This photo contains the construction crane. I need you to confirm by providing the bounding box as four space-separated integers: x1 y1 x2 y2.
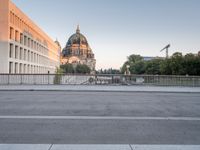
160 44 170 58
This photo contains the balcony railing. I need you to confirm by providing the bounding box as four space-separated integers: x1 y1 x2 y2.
0 74 200 87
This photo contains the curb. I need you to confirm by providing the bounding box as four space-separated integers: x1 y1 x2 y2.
0 89 200 93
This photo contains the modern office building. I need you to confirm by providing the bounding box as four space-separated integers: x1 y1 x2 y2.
0 0 61 74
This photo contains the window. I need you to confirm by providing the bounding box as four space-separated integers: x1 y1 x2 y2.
15 30 19 42
9 62 13 74
31 40 33 49
34 53 36 63
15 63 18 74
31 52 33 62
19 63 23 74
24 64 26 73
28 38 30 47
9 44 13 58
28 50 30 61
24 49 27 61
20 48 23 60
24 36 27 46
34 41 36 50
15 46 18 59
20 33 23 44
27 65 30 74
10 27 14 40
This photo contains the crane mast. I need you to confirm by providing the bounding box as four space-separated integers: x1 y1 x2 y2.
160 44 170 58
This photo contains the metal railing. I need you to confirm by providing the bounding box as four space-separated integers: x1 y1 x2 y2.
0 74 200 87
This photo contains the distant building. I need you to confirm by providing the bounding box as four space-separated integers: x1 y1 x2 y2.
61 26 96 73
0 0 61 74
198 51 200 56
143 56 163 61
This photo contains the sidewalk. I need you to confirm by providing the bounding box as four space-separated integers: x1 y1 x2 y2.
0 144 200 150
0 85 200 93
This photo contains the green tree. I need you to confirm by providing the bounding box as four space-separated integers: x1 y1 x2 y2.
184 53 198 75
122 52 200 76
145 59 163 75
60 64 74 74
127 54 143 64
129 61 146 74
160 58 172 75
76 64 91 74
121 55 143 74
54 67 64 84
121 61 129 74
170 52 185 75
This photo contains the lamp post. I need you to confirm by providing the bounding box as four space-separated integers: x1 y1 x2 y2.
125 65 130 75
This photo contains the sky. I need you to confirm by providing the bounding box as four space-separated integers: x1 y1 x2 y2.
12 0 200 69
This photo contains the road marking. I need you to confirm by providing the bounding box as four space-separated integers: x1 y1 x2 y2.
0 116 200 121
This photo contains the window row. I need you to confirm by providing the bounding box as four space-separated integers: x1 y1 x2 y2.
9 43 50 65
9 62 50 74
10 27 48 55
10 11 35 38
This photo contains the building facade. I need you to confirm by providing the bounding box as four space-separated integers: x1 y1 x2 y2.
0 0 61 74
61 26 96 73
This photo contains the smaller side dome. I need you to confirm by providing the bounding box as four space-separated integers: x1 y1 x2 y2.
55 39 61 48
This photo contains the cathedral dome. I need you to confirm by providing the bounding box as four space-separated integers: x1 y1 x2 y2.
61 25 96 72
66 25 88 46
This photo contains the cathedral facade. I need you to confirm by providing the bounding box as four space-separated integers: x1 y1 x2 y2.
61 26 96 73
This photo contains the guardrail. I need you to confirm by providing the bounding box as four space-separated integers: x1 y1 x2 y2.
0 74 200 87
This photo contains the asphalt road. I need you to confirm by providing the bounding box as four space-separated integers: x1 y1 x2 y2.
0 91 200 144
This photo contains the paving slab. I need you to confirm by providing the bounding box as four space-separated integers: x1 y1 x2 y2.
51 144 131 150
0 144 51 150
132 145 200 150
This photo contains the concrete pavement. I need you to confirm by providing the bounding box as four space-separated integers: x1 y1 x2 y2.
0 91 200 144
0 91 200 117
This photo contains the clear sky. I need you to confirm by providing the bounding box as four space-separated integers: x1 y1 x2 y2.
12 0 200 69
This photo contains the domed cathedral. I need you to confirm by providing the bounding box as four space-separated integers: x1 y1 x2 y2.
61 25 96 73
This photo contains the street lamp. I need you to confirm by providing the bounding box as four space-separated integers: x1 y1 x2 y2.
125 65 130 75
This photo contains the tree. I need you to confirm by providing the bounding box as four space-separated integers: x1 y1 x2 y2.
129 61 146 74
184 53 198 75
54 67 64 84
60 64 74 74
121 61 129 74
127 54 143 64
160 58 172 75
145 59 163 75
121 52 200 76
121 54 144 74
170 52 185 75
76 64 91 74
